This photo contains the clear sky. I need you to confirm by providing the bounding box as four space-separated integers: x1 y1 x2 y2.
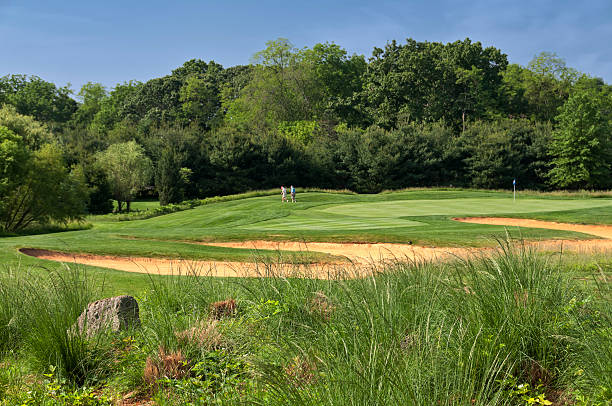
1 0 610 93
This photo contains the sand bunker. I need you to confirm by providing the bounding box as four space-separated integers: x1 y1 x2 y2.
19 218 612 277
19 244 473 278
18 248 367 279
455 217 612 239
203 240 476 263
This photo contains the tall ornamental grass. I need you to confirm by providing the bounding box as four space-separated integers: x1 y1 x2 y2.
240 242 610 405
0 264 110 385
3 240 607 404
0 267 26 354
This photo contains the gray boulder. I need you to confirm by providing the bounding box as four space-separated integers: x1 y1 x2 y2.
75 295 140 337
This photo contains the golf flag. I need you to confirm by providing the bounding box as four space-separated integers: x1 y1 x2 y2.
513 179 516 185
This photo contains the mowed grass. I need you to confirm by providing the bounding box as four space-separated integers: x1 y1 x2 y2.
0 189 611 279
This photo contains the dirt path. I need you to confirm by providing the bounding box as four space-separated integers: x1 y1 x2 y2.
19 218 612 277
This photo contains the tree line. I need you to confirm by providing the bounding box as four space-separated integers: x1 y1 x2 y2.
1 38 611 231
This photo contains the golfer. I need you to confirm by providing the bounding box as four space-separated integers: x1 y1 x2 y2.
281 185 287 202
290 185 296 202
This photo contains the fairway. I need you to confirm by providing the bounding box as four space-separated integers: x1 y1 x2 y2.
2 190 612 278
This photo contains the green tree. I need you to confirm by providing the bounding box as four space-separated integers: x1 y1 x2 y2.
72 82 107 127
358 38 507 129
81 164 114 214
460 119 552 189
226 39 365 131
95 141 153 212
502 53 580 122
0 126 29 215
0 105 52 149
0 140 87 232
179 69 224 129
299 42 366 123
90 81 142 134
226 38 306 128
0 74 77 123
335 123 457 192
156 145 184 205
548 89 612 189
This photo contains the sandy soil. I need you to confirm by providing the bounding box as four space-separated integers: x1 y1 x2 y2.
19 218 612 277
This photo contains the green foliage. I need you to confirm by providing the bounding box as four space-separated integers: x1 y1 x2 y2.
153 350 250 404
156 146 184 206
3 36 612 208
151 127 202 204
90 81 142 134
0 126 28 202
176 60 225 130
17 366 113 405
277 120 318 144
548 88 612 189
95 141 153 211
0 74 77 124
359 38 508 129
72 82 107 128
0 140 88 232
81 164 114 215
335 123 458 192
503 53 580 122
460 119 552 189
0 104 52 149
227 38 366 131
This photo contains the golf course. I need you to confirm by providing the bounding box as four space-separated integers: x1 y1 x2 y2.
2 194 612 405
1 188 611 290
3 3 612 402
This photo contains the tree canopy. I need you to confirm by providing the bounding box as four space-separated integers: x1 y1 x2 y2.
0 36 610 228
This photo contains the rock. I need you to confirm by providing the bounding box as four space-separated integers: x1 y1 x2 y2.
75 295 140 337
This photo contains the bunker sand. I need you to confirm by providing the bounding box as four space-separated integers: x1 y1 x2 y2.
19 218 612 277
18 248 367 279
18 245 471 279
455 217 612 239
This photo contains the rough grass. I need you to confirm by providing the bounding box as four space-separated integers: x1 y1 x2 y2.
0 244 609 404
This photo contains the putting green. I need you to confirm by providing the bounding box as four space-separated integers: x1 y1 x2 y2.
241 213 425 230
321 198 612 218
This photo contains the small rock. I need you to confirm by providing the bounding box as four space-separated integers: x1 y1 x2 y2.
75 295 140 337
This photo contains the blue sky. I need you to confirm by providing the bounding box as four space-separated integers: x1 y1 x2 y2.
1 0 610 93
